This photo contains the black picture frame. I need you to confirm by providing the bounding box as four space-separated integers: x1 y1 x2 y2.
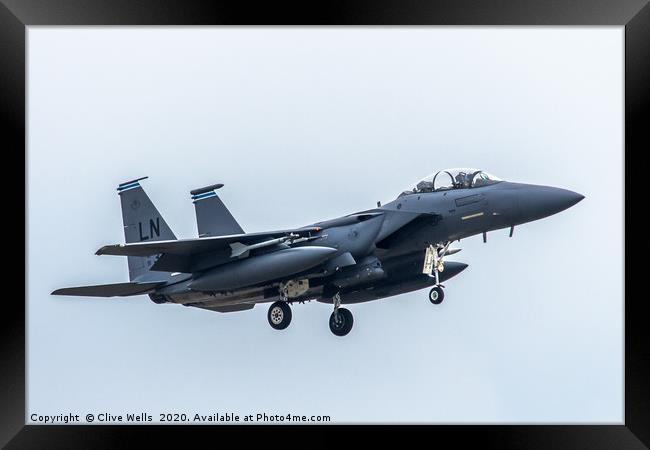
3 1 647 447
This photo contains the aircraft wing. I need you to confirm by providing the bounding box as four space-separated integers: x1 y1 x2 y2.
96 227 322 258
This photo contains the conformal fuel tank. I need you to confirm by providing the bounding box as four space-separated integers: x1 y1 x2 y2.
189 246 338 291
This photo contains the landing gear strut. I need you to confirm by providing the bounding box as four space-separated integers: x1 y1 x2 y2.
424 241 451 305
267 301 292 330
329 292 353 336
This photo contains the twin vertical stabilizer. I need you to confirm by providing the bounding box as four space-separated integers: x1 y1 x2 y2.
190 183 244 237
118 177 176 281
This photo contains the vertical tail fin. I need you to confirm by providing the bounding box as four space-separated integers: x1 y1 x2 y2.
190 183 244 237
118 177 176 281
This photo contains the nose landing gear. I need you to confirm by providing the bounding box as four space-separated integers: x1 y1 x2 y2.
424 242 451 305
428 286 445 304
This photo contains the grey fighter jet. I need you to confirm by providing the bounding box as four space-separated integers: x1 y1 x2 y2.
52 168 583 336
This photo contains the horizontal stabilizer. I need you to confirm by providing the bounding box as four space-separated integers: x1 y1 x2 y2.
51 281 164 297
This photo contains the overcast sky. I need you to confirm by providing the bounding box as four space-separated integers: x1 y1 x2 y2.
27 27 623 423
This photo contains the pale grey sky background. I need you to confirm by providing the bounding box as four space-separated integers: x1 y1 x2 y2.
27 27 623 423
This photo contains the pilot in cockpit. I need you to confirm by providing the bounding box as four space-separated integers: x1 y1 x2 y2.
415 180 434 192
454 171 471 188
399 169 501 198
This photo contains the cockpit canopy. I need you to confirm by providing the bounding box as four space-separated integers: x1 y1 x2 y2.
401 168 502 196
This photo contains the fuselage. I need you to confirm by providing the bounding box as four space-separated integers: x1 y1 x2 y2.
150 179 583 309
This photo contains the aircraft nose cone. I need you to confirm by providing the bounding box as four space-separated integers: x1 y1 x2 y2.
519 185 584 223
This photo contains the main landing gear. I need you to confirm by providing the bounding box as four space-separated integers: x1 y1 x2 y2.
329 292 353 337
267 301 292 330
267 292 354 337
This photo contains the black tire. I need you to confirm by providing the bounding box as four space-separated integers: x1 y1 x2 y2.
148 294 167 304
267 301 292 330
429 286 444 304
329 308 354 336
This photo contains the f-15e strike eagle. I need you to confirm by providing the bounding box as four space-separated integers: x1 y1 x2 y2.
53 169 583 336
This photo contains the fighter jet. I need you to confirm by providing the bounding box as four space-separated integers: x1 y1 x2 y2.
52 168 583 336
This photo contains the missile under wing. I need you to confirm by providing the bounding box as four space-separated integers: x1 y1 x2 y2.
96 227 327 274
